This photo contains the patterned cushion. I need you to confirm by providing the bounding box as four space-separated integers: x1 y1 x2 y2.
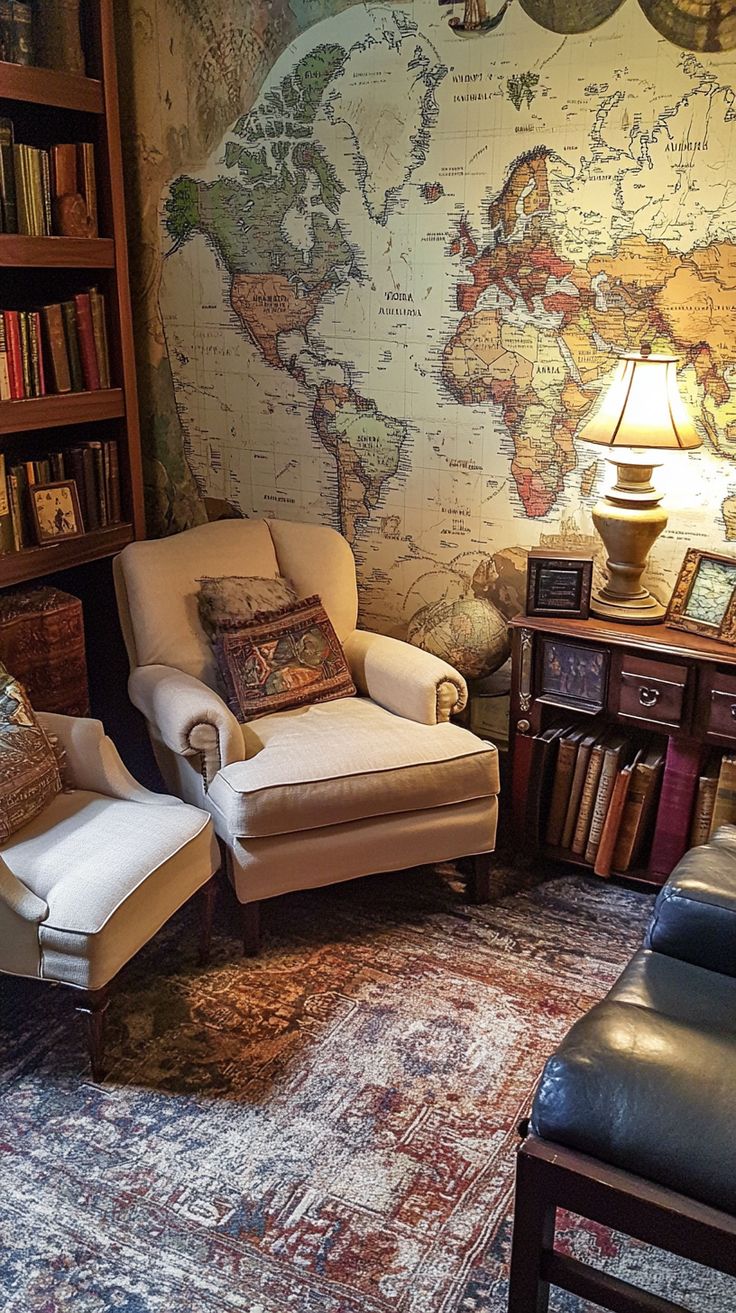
0 663 61 842
197 574 298 639
214 596 356 721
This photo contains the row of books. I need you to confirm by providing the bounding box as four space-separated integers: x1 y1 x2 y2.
532 717 736 881
0 120 97 237
0 288 110 399
0 440 122 552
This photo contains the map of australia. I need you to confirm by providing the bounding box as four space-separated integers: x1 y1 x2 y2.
159 2 736 636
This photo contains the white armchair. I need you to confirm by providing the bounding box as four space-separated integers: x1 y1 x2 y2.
0 713 219 1078
114 518 500 953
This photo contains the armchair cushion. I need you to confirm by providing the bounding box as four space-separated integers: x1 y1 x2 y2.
1 789 217 990
207 695 498 838
0 663 61 842
215 596 356 721
197 573 297 638
645 827 736 978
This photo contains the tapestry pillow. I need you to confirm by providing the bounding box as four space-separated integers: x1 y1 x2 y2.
214 595 356 722
197 574 298 639
0 662 62 843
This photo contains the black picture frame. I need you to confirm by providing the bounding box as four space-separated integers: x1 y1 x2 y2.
537 637 609 713
526 550 593 619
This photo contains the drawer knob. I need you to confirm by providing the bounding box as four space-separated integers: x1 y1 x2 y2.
731 704 736 719
639 686 660 707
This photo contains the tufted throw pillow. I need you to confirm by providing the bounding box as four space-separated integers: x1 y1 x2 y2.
214 595 356 722
0 662 62 842
197 574 298 639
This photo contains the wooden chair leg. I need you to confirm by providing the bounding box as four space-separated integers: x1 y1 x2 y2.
467 852 493 904
240 901 261 957
74 984 111 1082
508 1145 556 1313
197 875 217 966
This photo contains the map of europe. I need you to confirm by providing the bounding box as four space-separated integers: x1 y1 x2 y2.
159 0 736 639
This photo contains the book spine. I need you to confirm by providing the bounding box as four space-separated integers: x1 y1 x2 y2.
4 309 22 398
594 765 633 879
690 770 719 846
12 142 27 234
32 311 45 395
0 451 13 553
26 309 41 396
78 141 98 236
6 468 25 548
29 147 44 237
709 755 736 838
42 303 72 394
17 308 32 396
545 735 580 847
585 747 620 864
49 450 66 481
0 311 11 400
61 300 84 391
572 745 605 855
81 445 98 529
561 745 591 849
0 115 16 234
649 740 704 880
105 440 121 522
88 441 108 526
8 462 30 546
74 291 100 390
7 1 33 66
51 142 78 198
89 289 110 388
40 148 52 236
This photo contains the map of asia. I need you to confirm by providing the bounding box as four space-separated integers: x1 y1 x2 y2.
153 0 736 643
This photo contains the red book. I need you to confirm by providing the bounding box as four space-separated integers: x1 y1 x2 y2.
31 311 46 395
73 291 101 390
648 738 705 883
4 311 24 399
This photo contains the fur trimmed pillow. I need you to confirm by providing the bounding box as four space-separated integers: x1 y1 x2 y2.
0 662 62 842
214 595 356 722
197 574 298 639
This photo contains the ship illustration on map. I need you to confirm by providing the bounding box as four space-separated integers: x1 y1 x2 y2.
438 0 511 37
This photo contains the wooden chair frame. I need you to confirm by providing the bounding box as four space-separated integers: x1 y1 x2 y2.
508 1135 736 1313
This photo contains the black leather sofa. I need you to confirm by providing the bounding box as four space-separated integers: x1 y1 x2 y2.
507 829 736 1313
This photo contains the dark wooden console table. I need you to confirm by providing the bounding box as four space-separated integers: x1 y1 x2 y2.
509 613 736 886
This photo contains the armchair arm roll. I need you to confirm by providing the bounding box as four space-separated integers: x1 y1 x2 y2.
128 664 245 786
344 629 467 725
0 855 47 923
645 827 736 979
37 711 181 805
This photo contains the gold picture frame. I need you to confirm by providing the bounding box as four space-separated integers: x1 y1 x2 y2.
665 548 736 644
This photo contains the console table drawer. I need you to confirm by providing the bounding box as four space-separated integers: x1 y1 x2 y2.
706 671 736 744
618 655 688 730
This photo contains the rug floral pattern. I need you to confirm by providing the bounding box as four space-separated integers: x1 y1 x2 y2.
0 867 732 1311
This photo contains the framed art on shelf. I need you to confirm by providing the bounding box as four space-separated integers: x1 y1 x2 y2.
526 550 593 620
537 637 609 713
665 548 736 644
30 480 84 545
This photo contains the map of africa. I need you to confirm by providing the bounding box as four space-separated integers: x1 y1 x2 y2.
156 0 736 637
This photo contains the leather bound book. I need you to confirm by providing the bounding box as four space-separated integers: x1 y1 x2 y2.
572 734 607 856
89 289 109 387
26 309 41 396
6 467 25 547
104 440 121 522
77 142 98 236
708 754 736 838
585 733 629 865
32 311 45 395
0 452 13 554
17 309 32 397
42 302 72 394
0 312 11 400
649 738 706 882
73 291 101 389
560 719 602 850
86 440 108 526
36 0 85 76
690 755 720 847
0 116 17 233
594 757 637 878
545 723 586 847
12 142 28 234
61 299 84 391
51 142 77 198
4 310 23 398
612 743 664 872
526 721 566 844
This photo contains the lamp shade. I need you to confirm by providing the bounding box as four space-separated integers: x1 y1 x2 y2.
579 351 702 451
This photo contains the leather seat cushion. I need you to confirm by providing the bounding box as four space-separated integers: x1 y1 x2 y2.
206 696 500 838
646 828 736 978
531 948 736 1214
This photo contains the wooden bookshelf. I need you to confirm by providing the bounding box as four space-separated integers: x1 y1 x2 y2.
0 1 143 591
0 235 115 267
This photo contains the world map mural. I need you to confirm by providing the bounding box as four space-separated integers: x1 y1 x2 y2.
119 0 736 641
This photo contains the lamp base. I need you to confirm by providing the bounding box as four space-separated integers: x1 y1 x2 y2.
591 458 668 626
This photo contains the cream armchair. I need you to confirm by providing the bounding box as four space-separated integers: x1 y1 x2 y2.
0 713 219 1079
114 519 500 953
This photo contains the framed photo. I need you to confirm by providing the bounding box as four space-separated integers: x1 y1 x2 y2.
30 480 84 545
538 638 608 712
666 548 736 644
526 550 593 620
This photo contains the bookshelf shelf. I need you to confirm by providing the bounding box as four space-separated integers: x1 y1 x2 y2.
0 387 124 434
0 521 133 586
0 61 103 114
0 235 115 268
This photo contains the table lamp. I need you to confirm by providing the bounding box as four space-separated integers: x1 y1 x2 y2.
578 344 702 624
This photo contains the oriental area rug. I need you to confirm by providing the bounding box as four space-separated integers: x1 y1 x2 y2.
0 866 732 1312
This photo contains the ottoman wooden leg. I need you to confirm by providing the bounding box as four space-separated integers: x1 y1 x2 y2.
240 901 261 957
508 1145 555 1312
197 875 217 966
74 984 111 1082
467 852 494 904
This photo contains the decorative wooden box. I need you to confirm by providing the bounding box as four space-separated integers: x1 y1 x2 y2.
0 585 89 715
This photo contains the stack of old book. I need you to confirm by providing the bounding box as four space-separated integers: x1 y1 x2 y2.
0 287 110 399
0 119 97 236
530 717 736 882
0 438 121 552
